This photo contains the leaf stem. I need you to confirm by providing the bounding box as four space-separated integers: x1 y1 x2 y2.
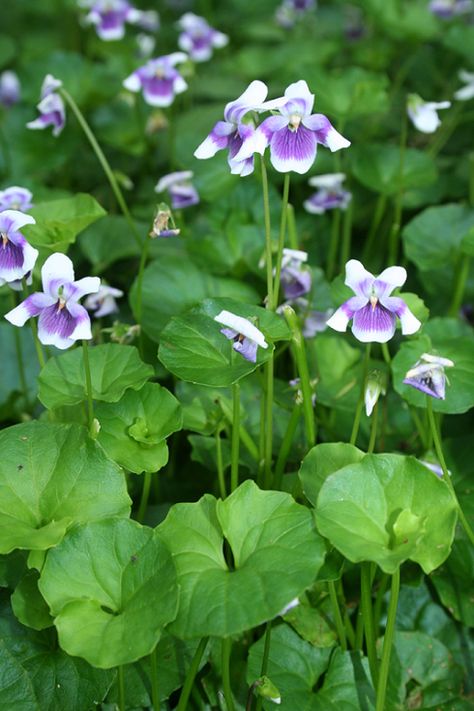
118 665 126 711
273 401 302 490
340 200 353 272
273 173 291 306
134 235 151 356
260 156 274 310
221 638 236 711
137 471 152 523
350 344 371 446
362 194 387 264
449 253 470 317
176 637 209 711
368 401 378 454
361 562 379 688
286 203 299 250
328 580 347 651
82 339 94 435
327 209 342 280
230 382 240 493
11 291 29 408
216 426 227 499
375 568 400 711
263 358 274 488
255 622 272 711
150 645 159 711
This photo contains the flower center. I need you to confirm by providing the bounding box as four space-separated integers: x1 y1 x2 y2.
369 294 378 310
289 113 302 130
155 67 165 79
1 231 8 248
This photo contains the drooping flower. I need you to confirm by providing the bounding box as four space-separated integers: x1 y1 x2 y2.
365 370 386 416
123 53 188 107
0 70 20 107
237 80 350 174
149 204 180 238
428 0 473 18
406 94 451 133
0 210 38 286
26 75 65 137
83 0 156 40
177 13 228 62
0 186 33 212
326 260 421 343
194 80 286 177
214 309 268 363
85 284 123 318
280 248 311 299
155 171 199 209
403 353 454 399
454 69 474 101
5 253 100 349
303 173 352 214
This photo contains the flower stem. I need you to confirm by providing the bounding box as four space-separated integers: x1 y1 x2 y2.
286 203 299 250
221 638 236 711
255 622 272 711
375 568 400 711
118 665 126 711
176 637 209 711
426 397 474 546
328 580 347 651
263 359 274 489
82 340 94 435
59 87 143 250
230 383 240 493
260 156 274 310
340 200 353 272
150 645 159 711
11 292 29 408
273 402 302 490
273 173 291 306
361 562 379 688
388 107 408 265
350 344 372 446
373 572 390 638
137 471 152 523
327 209 342 280
135 236 151 356
368 402 379 454
449 253 470 317
216 426 227 499
362 194 387 264
29 316 45 370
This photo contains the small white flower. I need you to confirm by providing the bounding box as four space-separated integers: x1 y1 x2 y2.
407 94 451 133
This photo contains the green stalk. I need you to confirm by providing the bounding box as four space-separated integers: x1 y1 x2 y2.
219 397 259 461
263 358 274 489
118 666 126 711
134 236 151 355
449 254 470 317
373 572 390 638
375 568 400 711
273 401 302 490
409 406 429 450
82 340 94 435
176 637 209 711
354 604 364 651
286 203 299 249
350 344 372 446
368 402 378 454
361 562 379 688
328 580 347 651
11 291 29 407
426 398 474 546
230 383 240 493
221 638 236 711
255 622 272 711
59 87 143 249
150 645 159 711
137 471 152 523
362 194 387 264
273 173 291 306
260 156 274 310
381 341 391 366
216 426 227 499
326 209 342 280
340 199 353 272
388 107 408 265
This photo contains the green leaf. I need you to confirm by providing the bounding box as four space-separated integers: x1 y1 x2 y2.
0 640 37 711
129 254 260 342
316 453 457 574
38 344 153 410
39 518 179 668
316 67 390 120
431 538 474 627
0 323 39 416
299 443 365 507
23 194 106 253
0 422 131 554
158 480 326 638
159 297 289 387
11 571 53 631
79 214 141 271
351 144 437 196
96 383 182 474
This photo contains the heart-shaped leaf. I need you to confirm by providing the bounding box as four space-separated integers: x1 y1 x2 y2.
351 143 437 196
299 443 365 507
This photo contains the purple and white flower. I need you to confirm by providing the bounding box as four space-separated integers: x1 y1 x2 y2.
326 259 421 343
237 80 350 174
403 353 454 400
85 284 123 318
365 370 386 416
194 80 286 177
83 0 146 40
428 0 473 18
280 248 311 299
407 94 451 133
123 53 188 107
26 75 65 137
5 253 100 350
454 69 474 101
177 13 228 62
0 210 38 286
304 173 352 214
214 309 268 363
0 186 33 213
0 70 20 107
275 0 316 28
155 170 199 209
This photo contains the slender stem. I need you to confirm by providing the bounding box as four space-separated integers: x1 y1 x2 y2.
273 173 291 307
373 572 390 639
230 383 240 493
176 637 209 711
409 406 429 449
216 426 227 499
340 200 353 271
328 580 347 651
219 397 259 461
29 317 45 370
381 342 391 366
263 358 274 488
286 203 299 249
429 102 464 158
260 156 274 310
449 254 470 317
368 402 379 454
427 398 474 546
283 306 316 447
59 87 143 249
350 344 372 446
354 603 364 651
388 107 408 265
375 568 400 711
135 236 151 355
11 292 29 407
255 622 272 711
362 194 387 264
469 152 474 207
137 471 152 523
221 638 236 711
326 209 342 280
150 645 159 711
274 402 302 490
118 666 126 711
344 608 356 649
361 562 379 688
82 340 94 435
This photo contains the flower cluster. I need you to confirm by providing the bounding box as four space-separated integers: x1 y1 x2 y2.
304 173 352 214
123 53 188 107
177 13 228 62
155 171 199 210
27 74 65 137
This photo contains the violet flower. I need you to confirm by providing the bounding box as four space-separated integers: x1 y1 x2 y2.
407 94 451 133
214 309 268 363
326 259 421 343
276 0 316 28
304 173 352 214
0 186 33 212
85 284 123 318
0 70 20 107
428 0 473 18
155 171 199 210
123 53 188 107
0 210 38 286
26 75 65 137
177 13 228 63
454 70 474 101
280 248 311 299
84 0 148 40
403 353 454 400
236 80 350 174
5 253 100 350
194 80 286 177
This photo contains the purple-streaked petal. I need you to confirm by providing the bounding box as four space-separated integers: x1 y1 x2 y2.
351 303 396 343
326 296 368 332
228 154 255 177
302 114 351 151
0 187 34 212
41 253 75 297
37 302 79 349
220 327 238 341
269 124 317 174
381 296 421 335
169 184 199 209
373 266 407 299
403 365 446 399
142 77 177 107
4 292 54 327
280 80 314 118
27 93 66 137
303 188 351 214
234 337 258 362
68 276 101 301
69 303 93 341
234 115 287 162
344 259 375 298
194 121 234 159
281 266 312 299
224 80 269 124
0 209 35 233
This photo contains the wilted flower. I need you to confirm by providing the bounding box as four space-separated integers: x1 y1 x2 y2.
177 13 228 62
83 0 155 40
428 0 473 18
85 284 123 318
155 171 199 209
214 309 268 363
280 248 311 299
289 377 317 406
26 74 65 137
0 70 20 107
303 173 352 214
0 210 38 286
123 53 188 107
194 80 286 177
0 186 33 212
365 370 386 416
149 204 180 238
403 353 454 399
237 80 350 174
5 253 100 349
454 69 474 101
407 94 451 133
326 259 421 343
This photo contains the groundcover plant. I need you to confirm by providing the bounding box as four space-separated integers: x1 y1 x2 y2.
0 0 474 709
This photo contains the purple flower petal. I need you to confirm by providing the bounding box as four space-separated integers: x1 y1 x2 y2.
270 124 317 174
326 296 368 332
381 296 421 335
41 253 76 297
302 114 351 151
37 302 80 350
403 367 446 399
344 260 375 299
194 120 234 159
351 302 396 343
234 337 258 362
224 80 269 124
4 292 55 327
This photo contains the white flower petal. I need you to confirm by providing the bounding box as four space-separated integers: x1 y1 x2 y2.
214 309 268 348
